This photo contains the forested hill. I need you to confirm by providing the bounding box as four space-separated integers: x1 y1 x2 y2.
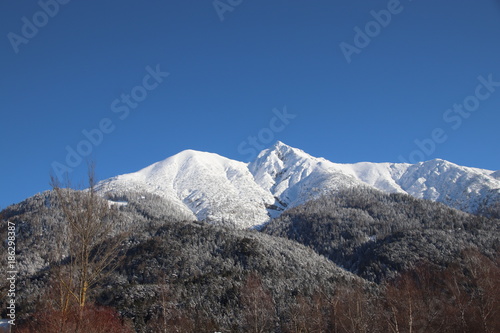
2 186 499 331
263 187 499 282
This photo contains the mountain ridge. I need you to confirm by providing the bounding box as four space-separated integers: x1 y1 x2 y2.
97 141 500 228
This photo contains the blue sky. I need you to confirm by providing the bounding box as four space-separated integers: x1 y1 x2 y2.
1 0 499 208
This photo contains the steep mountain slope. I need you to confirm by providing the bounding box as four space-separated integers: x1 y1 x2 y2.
249 142 500 217
98 150 276 228
2 161 499 331
248 141 367 212
97 142 499 228
347 159 500 213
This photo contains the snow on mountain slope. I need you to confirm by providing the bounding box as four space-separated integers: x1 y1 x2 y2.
329 158 500 214
98 142 499 228
340 159 500 211
343 162 410 193
98 150 275 228
248 142 369 210
394 159 500 213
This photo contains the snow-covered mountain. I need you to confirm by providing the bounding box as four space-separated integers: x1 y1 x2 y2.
98 150 276 228
98 142 500 228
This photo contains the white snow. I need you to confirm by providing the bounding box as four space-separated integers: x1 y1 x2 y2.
107 200 128 207
98 142 500 228
99 150 275 228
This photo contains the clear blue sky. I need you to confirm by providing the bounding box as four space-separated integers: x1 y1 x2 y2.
1 0 499 209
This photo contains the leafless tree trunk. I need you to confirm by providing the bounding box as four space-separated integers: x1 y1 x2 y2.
50 162 126 321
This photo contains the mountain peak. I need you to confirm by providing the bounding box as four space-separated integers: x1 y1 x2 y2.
256 141 309 162
98 143 500 228
272 140 289 149
171 149 228 163
248 142 352 207
267 140 293 155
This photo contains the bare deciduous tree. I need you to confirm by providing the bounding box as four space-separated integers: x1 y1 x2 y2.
240 272 277 333
50 163 126 320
